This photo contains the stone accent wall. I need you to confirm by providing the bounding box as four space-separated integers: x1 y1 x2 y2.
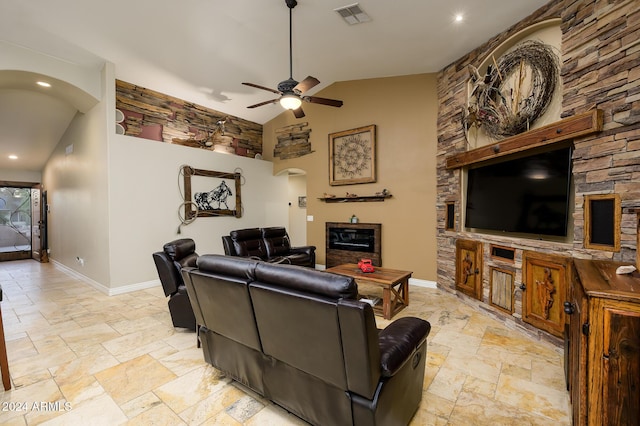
273 122 313 159
115 80 262 158
436 0 640 340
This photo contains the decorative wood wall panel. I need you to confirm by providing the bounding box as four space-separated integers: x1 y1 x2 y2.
115 80 263 158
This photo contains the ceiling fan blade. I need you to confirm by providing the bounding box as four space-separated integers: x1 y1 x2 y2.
304 96 343 108
293 76 320 95
247 98 280 108
293 107 305 119
242 82 281 95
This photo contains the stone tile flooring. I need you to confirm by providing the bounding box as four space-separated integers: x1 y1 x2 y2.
0 260 571 425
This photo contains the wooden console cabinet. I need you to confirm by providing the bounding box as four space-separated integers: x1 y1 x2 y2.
568 259 640 425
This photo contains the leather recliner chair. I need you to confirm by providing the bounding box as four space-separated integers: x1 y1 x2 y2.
152 238 197 330
221 227 316 267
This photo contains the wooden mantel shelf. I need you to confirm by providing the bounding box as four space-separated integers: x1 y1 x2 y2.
318 194 392 203
446 109 603 169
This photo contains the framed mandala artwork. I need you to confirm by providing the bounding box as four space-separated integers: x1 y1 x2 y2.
329 125 376 186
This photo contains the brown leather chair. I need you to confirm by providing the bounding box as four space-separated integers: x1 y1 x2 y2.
152 238 197 330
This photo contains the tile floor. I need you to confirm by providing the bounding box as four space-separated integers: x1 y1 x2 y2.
0 260 571 425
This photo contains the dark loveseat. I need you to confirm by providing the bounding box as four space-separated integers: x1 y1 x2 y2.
181 254 431 426
221 227 316 267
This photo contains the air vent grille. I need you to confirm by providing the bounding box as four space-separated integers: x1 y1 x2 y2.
334 3 371 25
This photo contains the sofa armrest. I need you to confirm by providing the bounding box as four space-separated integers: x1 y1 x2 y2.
221 236 235 256
378 317 431 377
289 245 316 256
289 246 316 267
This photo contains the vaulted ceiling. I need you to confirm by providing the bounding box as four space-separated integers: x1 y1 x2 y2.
0 0 550 173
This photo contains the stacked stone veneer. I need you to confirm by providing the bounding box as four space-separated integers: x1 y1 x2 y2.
115 80 262 158
437 0 640 341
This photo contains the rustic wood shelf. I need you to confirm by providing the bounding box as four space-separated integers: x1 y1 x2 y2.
318 194 392 203
446 109 603 169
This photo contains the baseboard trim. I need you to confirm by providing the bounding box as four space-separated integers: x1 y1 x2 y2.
409 278 437 289
109 279 160 296
51 260 160 296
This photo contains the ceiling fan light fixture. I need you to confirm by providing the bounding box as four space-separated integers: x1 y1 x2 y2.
280 94 302 110
242 0 342 116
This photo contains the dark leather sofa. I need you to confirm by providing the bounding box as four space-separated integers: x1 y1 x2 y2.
221 227 316 267
181 254 431 426
152 238 197 330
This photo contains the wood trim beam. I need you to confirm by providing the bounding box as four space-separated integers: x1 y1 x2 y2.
445 109 603 169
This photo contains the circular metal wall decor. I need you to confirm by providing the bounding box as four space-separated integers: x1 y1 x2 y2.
334 136 372 178
464 40 559 140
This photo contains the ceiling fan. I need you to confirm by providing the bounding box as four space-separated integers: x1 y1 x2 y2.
242 0 343 118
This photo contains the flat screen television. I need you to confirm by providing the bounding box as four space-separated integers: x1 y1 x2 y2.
465 147 572 237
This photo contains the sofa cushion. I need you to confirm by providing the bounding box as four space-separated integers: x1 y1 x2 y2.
197 254 257 280
163 238 198 270
163 238 196 260
187 255 262 351
250 281 349 390
262 227 291 258
229 228 267 258
255 262 357 300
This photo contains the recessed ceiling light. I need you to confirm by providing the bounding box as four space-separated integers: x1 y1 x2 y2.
455 14 464 23
8 155 18 160
37 81 51 88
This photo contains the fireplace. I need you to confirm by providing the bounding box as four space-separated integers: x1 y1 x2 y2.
325 222 381 268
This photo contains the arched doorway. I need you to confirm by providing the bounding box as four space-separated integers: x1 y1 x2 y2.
277 168 307 246
0 182 47 262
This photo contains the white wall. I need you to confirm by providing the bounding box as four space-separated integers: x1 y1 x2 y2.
42 64 112 287
0 40 102 104
107 135 288 289
0 170 41 183
8 47 288 294
287 174 307 247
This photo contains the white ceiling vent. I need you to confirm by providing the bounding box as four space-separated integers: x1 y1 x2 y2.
334 3 371 25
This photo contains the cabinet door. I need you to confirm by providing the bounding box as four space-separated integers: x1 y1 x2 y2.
522 251 570 338
600 305 640 425
455 239 482 300
568 271 588 426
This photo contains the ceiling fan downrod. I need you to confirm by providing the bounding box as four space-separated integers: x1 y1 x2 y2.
241 0 343 116
286 0 297 80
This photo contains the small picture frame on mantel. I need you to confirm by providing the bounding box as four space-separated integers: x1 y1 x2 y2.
329 125 376 186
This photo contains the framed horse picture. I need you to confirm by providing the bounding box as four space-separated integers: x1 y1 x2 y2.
182 166 242 219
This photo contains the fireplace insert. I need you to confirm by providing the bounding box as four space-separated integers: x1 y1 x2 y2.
328 227 375 253
325 222 381 268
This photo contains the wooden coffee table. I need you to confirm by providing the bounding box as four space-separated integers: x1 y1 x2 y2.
326 264 411 319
